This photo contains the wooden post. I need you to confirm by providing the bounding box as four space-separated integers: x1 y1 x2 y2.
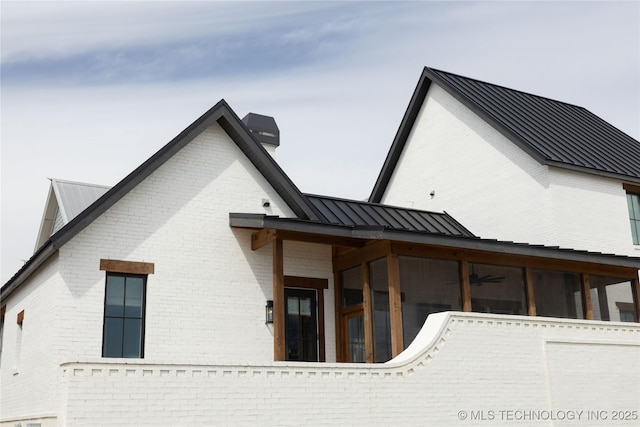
273 239 285 361
460 260 472 312
524 268 537 316
631 278 640 323
597 285 611 321
333 269 344 362
387 253 404 357
362 263 374 363
581 274 594 320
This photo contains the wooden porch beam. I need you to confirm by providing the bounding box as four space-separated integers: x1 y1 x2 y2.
524 267 537 316
362 263 374 364
333 241 391 272
391 242 639 279
253 229 364 251
252 229 277 250
631 278 640 323
460 260 472 312
277 230 364 249
387 253 404 357
581 274 594 320
273 238 285 361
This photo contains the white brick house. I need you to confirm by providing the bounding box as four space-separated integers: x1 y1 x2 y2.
1 71 639 427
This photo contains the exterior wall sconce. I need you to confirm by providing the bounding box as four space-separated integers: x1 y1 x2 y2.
265 300 274 324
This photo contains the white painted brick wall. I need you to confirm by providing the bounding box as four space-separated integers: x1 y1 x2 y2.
53 313 640 427
548 168 638 257
382 83 639 259
0 254 63 423
382 83 554 246
1 122 336 424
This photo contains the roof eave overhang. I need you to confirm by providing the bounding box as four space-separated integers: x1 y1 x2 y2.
229 213 640 271
1 240 58 300
369 68 433 203
544 161 640 185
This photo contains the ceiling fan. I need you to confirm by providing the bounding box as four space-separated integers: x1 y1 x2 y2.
469 265 505 286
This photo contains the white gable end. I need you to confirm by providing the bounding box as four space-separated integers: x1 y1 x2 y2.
55 122 300 364
381 83 556 245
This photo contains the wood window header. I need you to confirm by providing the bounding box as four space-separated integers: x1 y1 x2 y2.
100 259 154 275
284 276 329 290
623 183 640 194
17 309 24 325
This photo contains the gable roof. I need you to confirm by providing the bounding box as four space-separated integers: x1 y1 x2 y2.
2 100 320 298
34 179 111 251
370 67 640 202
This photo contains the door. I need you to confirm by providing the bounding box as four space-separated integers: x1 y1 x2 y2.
342 307 366 363
285 288 318 361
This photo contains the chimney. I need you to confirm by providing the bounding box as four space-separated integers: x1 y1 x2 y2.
242 113 280 155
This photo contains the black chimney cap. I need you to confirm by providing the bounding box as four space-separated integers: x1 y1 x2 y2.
242 113 280 147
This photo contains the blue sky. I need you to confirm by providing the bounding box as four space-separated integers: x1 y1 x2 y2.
2 1 639 282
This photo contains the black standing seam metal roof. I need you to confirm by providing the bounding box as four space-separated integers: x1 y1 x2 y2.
305 194 475 238
371 67 640 202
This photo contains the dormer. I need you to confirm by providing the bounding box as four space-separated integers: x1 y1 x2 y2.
34 179 110 252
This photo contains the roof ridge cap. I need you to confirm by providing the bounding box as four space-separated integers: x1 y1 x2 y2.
48 177 112 189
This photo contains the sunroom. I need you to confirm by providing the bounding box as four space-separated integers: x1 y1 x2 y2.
231 195 640 364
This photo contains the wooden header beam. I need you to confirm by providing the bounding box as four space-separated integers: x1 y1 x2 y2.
100 259 154 275
252 229 363 251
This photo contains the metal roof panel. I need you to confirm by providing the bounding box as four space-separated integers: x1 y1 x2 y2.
305 194 476 238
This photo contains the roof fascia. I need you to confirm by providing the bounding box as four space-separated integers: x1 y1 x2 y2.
369 68 433 203
1 241 56 300
216 109 320 221
422 68 553 167
545 161 640 185
370 67 554 203
229 213 640 270
33 184 59 252
2 100 319 297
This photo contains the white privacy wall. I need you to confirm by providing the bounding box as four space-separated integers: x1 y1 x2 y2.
58 312 640 427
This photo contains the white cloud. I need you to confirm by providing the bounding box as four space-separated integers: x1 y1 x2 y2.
1 1 638 282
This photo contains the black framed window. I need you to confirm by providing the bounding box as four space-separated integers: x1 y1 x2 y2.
102 273 146 358
626 192 640 245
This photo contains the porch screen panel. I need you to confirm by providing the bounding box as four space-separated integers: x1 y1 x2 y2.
369 258 391 363
469 263 526 315
341 266 363 308
399 256 461 348
533 270 583 319
588 276 637 322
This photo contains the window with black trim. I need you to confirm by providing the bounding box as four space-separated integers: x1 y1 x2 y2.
102 273 146 358
624 184 640 245
627 192 640 245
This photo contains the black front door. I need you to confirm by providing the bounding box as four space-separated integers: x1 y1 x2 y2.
285 288 318 361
